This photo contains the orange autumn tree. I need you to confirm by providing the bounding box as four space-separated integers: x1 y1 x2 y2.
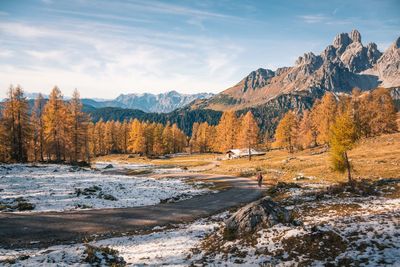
311 92 337 145
274 111 299 153
43 86 70 162
216 111 238 152
31 93 45 161
1 85 31 162
237 111 260 160
128 119 146 154
329 106 358 183
69 89 90 163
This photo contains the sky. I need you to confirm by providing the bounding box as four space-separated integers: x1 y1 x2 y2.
0 0 399 99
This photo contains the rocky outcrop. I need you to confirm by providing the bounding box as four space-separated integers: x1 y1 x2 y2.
365 37 400 88
241 68 275 92
224 197 293 238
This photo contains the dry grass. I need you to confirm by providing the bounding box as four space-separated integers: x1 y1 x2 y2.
95 153 216 168
209 133 400 183
95 133 400 184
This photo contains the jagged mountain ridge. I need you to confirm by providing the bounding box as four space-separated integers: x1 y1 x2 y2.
21 90 211 113
81 91 212 113
193 30 400 111
113 91 213 113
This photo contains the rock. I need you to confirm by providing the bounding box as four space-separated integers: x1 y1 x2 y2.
367 36 400 87
99 193 118 201
224 197 293 239
350 29 362 43
333 32 351 52
240 68 275 92
104 164 114 169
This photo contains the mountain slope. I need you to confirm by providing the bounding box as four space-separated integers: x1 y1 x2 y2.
194 30 399 111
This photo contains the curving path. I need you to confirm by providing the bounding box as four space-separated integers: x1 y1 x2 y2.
0 173 263 249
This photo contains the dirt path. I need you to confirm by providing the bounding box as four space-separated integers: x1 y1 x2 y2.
0 173 263 249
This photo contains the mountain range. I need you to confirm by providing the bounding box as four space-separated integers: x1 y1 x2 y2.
18 30 400 135
192 29 400 111
25 91 213 113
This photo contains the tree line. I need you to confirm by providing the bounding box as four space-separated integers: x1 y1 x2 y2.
274 88 398 181
190 110 260 155
1 86 397 166
0 86 187 163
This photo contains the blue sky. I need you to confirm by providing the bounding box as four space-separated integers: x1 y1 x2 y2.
0 0 399 98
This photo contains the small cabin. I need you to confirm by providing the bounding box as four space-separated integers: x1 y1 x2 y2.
225 148 265 159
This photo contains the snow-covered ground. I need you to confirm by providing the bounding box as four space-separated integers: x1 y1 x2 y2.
0 213 228 266
0 164 210 212
1 182 399 266
190 183 400 266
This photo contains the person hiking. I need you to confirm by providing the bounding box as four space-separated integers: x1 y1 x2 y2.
257 172 263 188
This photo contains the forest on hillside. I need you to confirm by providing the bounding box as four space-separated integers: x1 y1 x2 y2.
0 85 397 166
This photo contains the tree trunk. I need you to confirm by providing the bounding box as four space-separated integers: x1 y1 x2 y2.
248 147 252 161
344 151 352 184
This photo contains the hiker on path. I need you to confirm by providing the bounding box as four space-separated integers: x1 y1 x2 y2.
257 172 263 188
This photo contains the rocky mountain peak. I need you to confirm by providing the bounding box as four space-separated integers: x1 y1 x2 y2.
241 68 275 92
322 45 337 61
333 32 352 51
296 52 317 65
393 36 400 49
366 42 382 65
350 29 362 43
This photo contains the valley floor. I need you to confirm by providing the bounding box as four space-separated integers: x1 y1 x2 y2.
0 133 399 266
1 180 399 266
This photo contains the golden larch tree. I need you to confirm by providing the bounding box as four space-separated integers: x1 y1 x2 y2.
128 119 146 154
42 86 69 162
237 111 260 160
216 111 238 152
311 93 337 145
2 85 31 162
69 89 90 163
329 108 358 183
30 93 45 161
274 111 299 153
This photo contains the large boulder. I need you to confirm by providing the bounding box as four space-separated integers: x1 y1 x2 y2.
225 197 294 239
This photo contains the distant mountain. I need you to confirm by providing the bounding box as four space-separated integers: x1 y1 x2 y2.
193 30 400 111
25 92 49 99
81 90 213 113
114 91 213 113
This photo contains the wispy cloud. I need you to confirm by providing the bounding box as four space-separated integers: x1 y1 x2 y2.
298 14 351 25
25 50 65 61
0 19 243 97
44 8 153 24
298 14 328 24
